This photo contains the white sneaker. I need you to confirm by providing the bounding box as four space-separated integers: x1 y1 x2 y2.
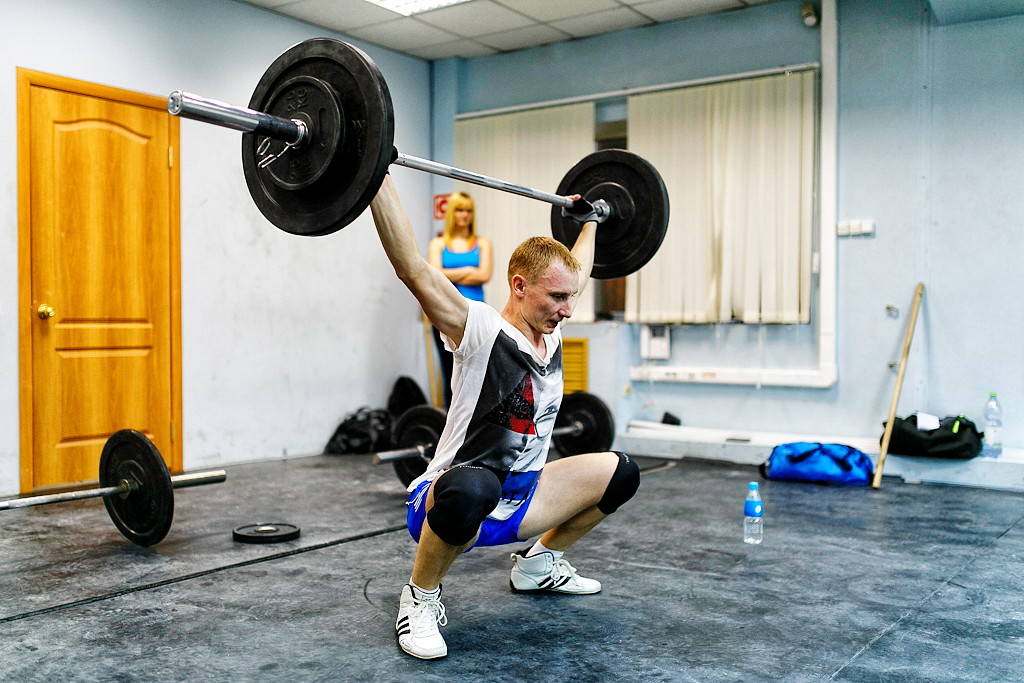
396 584 448 660
509 550 602 595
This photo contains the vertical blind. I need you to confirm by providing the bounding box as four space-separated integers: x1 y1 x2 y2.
625 70 817 324
454 102 596 322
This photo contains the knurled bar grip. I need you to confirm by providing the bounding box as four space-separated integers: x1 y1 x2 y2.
168 91 304 145
372 422 584 464
0 470 227 511
392 153 575 209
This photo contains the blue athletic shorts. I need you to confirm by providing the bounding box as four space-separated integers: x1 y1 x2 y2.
405 473 539 551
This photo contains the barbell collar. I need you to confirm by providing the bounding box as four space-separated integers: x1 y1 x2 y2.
393 152 576 209
0 469 227 511
168 91 305 145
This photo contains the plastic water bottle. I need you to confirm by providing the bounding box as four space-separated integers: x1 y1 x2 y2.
744 482 763 545
983 393 1003 458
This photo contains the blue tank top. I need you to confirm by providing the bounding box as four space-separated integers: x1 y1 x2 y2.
442 243 485 302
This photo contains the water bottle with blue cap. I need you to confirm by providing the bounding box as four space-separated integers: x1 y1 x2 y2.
744 482 763 545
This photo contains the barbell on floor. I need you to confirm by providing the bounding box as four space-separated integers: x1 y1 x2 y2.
167 38 670 280
0 430 226 547
380 392 616 487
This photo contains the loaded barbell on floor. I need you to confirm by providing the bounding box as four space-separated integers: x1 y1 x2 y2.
0 430 226 547
378 392 616 487
168 38 670 280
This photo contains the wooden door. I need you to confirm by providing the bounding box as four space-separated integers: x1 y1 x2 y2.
18 70 181 492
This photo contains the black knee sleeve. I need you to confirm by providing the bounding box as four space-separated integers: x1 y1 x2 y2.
597 452 640 515
426 466 502 547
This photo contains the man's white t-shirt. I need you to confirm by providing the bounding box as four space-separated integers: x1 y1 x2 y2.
407 300 564 521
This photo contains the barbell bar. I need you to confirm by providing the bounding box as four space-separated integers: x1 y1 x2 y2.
169 89 605 215
372 420 586 465
0 429 227 547
0 470 226 510
167 38 670 279
383 392 616 487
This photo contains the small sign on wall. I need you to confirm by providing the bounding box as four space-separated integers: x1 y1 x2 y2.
433 194 449 220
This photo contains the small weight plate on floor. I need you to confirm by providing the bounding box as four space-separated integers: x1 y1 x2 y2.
99 430 174 547
233 523 301 544
391 405 448 487
243 38 395 237
553 392 615 457
551 150 670 280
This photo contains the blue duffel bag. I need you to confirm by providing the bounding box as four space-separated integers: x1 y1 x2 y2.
760 442 874 485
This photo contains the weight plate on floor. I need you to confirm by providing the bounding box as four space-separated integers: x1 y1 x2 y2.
553 392 615 457
391 405 448 487
551 150 670 280
243 38 394 236
233 523 301 544
99 430 174 547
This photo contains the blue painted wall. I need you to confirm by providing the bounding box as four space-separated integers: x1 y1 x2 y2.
434 0 1024 448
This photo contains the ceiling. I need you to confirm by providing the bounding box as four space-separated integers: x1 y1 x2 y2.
241 0 781 60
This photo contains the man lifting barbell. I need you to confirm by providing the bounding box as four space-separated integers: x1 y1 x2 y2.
166 37 667 660
370 176 640 660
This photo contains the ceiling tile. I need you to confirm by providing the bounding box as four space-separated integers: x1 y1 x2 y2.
548 6 653 38
347 17 461 49
278 0 403 31
406 39 499 59
476 24 569 51
629 0 742 22
492 0 620 23
415 0 536 37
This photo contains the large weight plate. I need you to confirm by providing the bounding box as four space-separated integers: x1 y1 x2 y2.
553 392 615 457
99 430 174 547
243 38 394 236
392 405 447 488
551 150 669 280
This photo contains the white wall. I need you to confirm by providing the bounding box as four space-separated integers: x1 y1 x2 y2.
0 0 434 494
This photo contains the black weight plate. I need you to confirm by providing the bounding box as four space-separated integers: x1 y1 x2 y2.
243 38 394 236
99 430 174 547
261 75 344 191
551 150 670 280
392 405 448 487
233 523 301 544
553 392 615 457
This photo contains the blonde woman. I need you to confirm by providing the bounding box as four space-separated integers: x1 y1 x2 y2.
427 192 492 406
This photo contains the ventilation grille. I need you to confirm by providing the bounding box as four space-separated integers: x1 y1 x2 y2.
562 338 588 394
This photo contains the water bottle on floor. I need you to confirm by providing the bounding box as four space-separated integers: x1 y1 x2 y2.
744 482 763 545
983 393 1003 458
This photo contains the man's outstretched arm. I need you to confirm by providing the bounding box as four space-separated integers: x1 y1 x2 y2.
568 220 597 315
370 176 469 349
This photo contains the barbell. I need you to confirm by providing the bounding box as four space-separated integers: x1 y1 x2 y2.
379 392 615 487
0 430 226 547
168 38 670 280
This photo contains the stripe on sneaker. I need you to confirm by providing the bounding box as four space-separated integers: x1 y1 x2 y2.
398 628 411 637
397 616 409 628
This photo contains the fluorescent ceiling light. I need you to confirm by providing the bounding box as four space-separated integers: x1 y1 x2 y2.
363 0 474 16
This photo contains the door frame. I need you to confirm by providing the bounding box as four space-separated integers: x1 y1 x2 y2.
17 68 182 492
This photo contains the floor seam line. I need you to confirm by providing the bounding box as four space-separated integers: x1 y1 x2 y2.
0 524 406 626
823 509 1024 681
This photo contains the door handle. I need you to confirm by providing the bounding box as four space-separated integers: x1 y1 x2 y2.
37 304 55 320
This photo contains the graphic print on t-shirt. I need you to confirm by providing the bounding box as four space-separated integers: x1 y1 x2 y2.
454 330 562 474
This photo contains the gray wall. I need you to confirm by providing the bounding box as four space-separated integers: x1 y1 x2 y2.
435 0 1024 446
0 0 433 494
